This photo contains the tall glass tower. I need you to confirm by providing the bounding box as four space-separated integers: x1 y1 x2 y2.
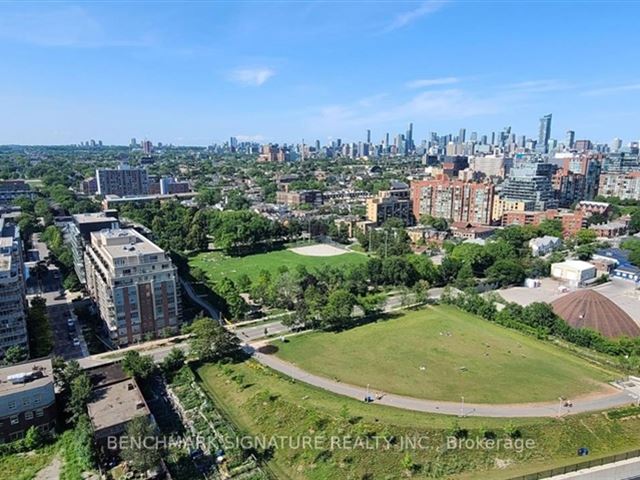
538 114 552 153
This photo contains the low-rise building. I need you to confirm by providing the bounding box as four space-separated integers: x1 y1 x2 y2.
529 235 561 256
550 260 597 287
406 226 449 245
276 190 323 208
86 363 153 448
613 265 640 283
575 201 610 216
0 359 56 443
501 209 586 237
449 222 496 240
589 220 628 238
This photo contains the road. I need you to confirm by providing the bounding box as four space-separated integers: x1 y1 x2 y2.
36 291 89 360
235 321 290 341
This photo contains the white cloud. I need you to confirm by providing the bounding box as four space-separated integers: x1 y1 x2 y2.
384 0 449 33
229 67 275 86
405 77 459 89
0 6 154 48
505 79 571 93
310 88 501 132
582 83 640 96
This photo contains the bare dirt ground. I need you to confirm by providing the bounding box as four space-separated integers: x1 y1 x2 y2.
289 243 349 257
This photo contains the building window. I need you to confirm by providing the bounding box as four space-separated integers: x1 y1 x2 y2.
10 415 19 425
25 411 33 420
22 397 30 407
33 394 41 405
36 409 44 418
8 400 16 410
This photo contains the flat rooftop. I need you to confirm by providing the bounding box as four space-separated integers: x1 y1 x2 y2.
72 213 118 224
0 359 53 395
87 379 150 434
552 260 596 271
93 228 163 259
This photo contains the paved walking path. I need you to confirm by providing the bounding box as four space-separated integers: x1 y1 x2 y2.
179 278 221 321
246 344 637 418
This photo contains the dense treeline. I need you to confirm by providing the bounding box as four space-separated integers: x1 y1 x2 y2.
41 225 81 291
442 290 640 372
117 200 296 254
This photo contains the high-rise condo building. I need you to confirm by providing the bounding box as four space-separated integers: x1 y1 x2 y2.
538 114 552 153
411 176 495 225
84 229 181 346
96 163 149 197
0 216 28 357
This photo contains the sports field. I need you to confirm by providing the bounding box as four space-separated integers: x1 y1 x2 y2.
274 305 616 403
189 245 367 283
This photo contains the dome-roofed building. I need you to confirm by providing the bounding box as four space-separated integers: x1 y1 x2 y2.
551 290 640 338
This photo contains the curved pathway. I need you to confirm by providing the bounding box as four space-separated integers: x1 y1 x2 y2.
245 345 637 418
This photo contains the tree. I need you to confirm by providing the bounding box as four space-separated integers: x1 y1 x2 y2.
27 296 53 358
236 273 252 293
196 188 222 207
120 415 162 473
63 271 81 291
574 229 597 245
451 243 493 276
321 289 356 330
3 345 27 365
454 263 475 289
186 210 209 251
485 259 526 287
629 210 640 234
67 372 92 424
216 278 247 320
440 257 461 284
122 351 156 381
576 243 596 261
538 219 563 238
522 302 559 332
160 347 185 375
189 316 240 362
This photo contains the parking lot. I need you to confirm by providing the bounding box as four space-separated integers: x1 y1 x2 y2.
495 277 640 330
494 277 574 306
592 279 640 327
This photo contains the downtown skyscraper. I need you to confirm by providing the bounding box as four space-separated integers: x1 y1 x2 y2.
538 114 552 153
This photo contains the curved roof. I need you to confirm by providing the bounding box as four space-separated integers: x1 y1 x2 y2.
551 290 640 338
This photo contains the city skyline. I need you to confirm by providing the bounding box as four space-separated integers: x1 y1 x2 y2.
2 1 640 145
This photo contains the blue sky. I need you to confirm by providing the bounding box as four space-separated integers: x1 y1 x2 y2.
1 1 640 146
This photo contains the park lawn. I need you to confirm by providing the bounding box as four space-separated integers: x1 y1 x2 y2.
274 305 616 404
189 247 367 284
195 360 640 480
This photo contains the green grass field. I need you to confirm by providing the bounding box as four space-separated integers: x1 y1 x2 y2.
189 247 368 284
196 360 640 480
274 305 616 403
